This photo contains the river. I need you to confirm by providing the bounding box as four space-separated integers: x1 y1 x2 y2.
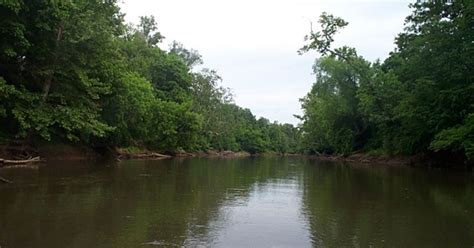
0 157 473 247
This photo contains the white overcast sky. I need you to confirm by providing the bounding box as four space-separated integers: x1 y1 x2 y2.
120 0 413 125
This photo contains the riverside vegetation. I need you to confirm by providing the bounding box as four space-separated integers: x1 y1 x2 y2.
0 0 472 165
0 0 299 156
297 0 473 163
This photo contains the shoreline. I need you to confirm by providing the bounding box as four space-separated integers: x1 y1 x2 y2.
117 149 252 160
0 142 471 169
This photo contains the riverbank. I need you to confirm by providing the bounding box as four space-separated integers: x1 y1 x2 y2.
0 142 101 162
117 148 252 160
307 152 472 169
53 146 473 169
307 153 414 166
0 141 470 169
0 142 254 164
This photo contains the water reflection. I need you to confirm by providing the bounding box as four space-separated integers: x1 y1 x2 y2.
301 161 474 247
0 158 473 247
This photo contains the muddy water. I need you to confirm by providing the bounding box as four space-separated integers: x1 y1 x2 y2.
0 157 473 247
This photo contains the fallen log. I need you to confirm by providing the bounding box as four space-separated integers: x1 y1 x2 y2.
0 156 41 164
149 152 172 158
0 176 13 184
117 152 172 160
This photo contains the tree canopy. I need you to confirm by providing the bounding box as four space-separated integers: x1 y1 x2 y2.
1 0 471 162
298 0 473 161
0 0 299 154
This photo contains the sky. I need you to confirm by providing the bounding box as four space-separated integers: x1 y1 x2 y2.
120 0 413 125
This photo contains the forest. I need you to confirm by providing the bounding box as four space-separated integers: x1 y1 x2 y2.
0 0 472 162
297 0 473 162
0 0 299 155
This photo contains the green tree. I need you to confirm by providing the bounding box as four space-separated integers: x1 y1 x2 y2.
0 0 298 155
385 0 474 155
0 0 123 142
298 2 473 162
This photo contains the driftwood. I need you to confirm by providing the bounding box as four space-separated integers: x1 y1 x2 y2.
0 156 41 165
0 156 42 183
0 176 13 184
118 152 172 160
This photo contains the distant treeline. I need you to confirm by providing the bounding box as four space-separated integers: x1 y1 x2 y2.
298 1 473 160
0 0 299 154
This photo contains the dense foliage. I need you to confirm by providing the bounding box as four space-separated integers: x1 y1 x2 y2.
0 0 299 154
1 0 470 160
298 1 473 160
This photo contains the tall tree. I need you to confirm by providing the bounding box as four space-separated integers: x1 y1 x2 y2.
0 0 123 142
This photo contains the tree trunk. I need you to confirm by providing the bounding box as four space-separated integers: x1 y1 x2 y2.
42 24 63 102
0 156 41 165
0 176 13 184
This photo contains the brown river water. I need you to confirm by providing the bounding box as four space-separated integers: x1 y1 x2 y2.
0 157 473 247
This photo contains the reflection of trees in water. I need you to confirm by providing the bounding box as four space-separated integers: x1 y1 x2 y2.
174 157 302 246
300 161 474 247
0 157 300 248
1 158 472 247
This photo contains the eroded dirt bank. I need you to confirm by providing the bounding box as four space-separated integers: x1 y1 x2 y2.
1 141 471 169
